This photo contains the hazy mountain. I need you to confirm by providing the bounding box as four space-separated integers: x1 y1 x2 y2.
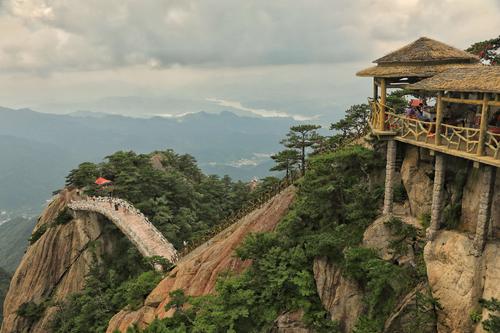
0 217 36 272
0 266 10 325
0 107 296 212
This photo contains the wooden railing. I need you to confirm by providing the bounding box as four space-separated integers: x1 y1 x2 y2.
440 124 480 154
368 99 384 131
386 112 435 144
486 131 500 159
368 100 499 161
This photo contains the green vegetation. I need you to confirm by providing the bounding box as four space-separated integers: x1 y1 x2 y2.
122 145 384 332
0 267 11 324
16 300 49 324
52 101 436 332
329 104 370 149
29 208 74 245
29 224 48 244
280 125 322 175
479 298 500 332
51 226 164 333
65 150 252 250
270 149 300 179
467 35 500 65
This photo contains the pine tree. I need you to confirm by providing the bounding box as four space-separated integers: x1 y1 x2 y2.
270 149 300 179
281 125 322 175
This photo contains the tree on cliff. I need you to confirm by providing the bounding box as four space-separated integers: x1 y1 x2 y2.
280 125 322 175
65 162 99 188
467 35 500 65
270 149 300 179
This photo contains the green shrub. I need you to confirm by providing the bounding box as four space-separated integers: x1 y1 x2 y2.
54 208 73 225
29 224 48 244
121 271 163 310
479 298 500 332
393 183 407 203
16 301 47 322
442 203 461 230
419 212 431 229
384 217 418 256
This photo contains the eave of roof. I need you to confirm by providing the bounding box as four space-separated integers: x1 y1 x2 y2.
407 66 500 94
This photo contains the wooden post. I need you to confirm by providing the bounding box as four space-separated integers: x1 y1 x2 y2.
373 79 379 100
380 78 387 131
435 92 444 146
477 94 489 156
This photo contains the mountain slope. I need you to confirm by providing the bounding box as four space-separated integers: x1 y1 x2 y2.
107 186 296 332
0 107 295 212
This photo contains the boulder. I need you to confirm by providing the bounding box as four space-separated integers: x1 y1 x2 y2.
424 231 500 333
400 146 434 218
313 257 364 333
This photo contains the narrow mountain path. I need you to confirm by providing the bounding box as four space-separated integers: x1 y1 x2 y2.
68 198 178 264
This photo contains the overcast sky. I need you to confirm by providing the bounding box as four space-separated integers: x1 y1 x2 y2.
0 0 499 123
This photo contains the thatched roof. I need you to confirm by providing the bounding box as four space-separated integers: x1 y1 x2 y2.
357 37 479 78
407 66 500 94
356 63 482 78
374 37 478 64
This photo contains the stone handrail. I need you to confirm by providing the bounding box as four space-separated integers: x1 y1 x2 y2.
68 197 178 265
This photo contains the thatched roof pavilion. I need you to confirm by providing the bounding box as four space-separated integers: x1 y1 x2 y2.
407 66 500 94
357 37 479 78
357 37 481 132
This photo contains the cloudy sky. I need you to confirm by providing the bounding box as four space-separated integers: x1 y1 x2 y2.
0 0 499 123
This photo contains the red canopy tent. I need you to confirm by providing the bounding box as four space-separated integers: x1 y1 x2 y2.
95 177 112 186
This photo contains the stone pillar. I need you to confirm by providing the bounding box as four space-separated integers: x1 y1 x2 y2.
383 139 397 215
427 154 446 240
472 166 496 256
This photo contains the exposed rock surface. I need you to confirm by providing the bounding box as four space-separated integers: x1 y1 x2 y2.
424 231 500 333
383 282 437 333
1 189 114 333
106 186 296 332
270 311 312 333
313 257 364 333
400 146 434 217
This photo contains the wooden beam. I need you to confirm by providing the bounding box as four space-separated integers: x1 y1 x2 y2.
380 78 387 131
477 94 489 156
435 92 444 146
442 96 500 107
373 79 378 100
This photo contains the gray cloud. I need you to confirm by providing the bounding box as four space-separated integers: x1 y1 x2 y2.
0 0 499 122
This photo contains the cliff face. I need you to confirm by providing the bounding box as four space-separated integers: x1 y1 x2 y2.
106 186 296 332
314 145 498 333
1 190 116 333
397 146 499 333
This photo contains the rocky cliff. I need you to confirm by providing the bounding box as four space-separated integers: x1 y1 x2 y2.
312 145 498 333
1 189 119 333
106 186 296 332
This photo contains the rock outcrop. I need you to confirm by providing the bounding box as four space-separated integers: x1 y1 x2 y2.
400 146 434 218
106 186 296 332
1 189 115 333
313 257 364 333
424 230 500 333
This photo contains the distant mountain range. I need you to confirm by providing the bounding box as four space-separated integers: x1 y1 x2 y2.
0 107 298 212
